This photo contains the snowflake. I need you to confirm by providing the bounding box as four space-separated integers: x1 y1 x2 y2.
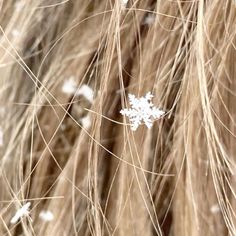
39 210 54 222
62 78 94 103
76 84 94 103
143 14 155 25
62 77 77 95
10 202 31 224
121 0 128 8
120 92 165 131
15 1 25 12
80 115 91 130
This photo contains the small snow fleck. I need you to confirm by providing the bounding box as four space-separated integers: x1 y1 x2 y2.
80 115 91 130
210 204 220 214
121 0 128 8
143 14 155 25
76 85 94 103
15 1 25 11
11 29 21 37
39 210 54 222
62 77 77 95
10 202 31 224
120 92 165 131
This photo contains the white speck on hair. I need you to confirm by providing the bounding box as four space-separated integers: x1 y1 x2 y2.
0 127 3 146
60 124 66 131
121 0 128 8
11 29 21 37
143 14 155 25
120 92 165 131
76 85 94 103
62 77 77 95
91 206 96 216
210 204 220 214
10 202 31 224
39 210 54 222
15 1 25 11
80 115 91 130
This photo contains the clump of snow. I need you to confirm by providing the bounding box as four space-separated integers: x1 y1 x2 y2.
10 202 31 224
210 204 220 214
121 0 128 8
80 115 91 130
11 29 21 37
62 77 77 95
15 1 25 12
76 84 94 103
39 210 54 222
62 79 94 103
143 14 155 25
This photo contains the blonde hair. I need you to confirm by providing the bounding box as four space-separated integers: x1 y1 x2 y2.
0 0 236 235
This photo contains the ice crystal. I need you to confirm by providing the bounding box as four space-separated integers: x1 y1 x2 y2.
143 14 155 25
62 77 77 95
210 204 220 214
15 1 25 12
11 29 21 37
80 115 91 130
10 202 31 224
76 84 94 103
39 210 54 222
121 0 128 8
62 79 94 103
120 92 165 131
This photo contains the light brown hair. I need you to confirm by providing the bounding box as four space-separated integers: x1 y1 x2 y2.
0 0 236 235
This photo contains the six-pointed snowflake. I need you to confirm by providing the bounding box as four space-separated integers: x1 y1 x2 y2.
120 92 165 131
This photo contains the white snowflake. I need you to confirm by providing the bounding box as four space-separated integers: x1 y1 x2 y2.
210 204 220 214
80 115 91 130
11 29 21 37
10 202 31 224
62 77 77 95
39 210 54 222
121 0 128 8
62 79 94 103
120 92 165 131
143 14 155 25
76 84 94 103
14 1 25 12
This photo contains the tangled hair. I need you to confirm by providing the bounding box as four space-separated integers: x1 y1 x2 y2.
0 0 236 235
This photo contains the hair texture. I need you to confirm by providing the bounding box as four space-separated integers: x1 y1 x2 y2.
0 0 236 235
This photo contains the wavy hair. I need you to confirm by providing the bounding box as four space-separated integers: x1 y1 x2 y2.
0 0 236 235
